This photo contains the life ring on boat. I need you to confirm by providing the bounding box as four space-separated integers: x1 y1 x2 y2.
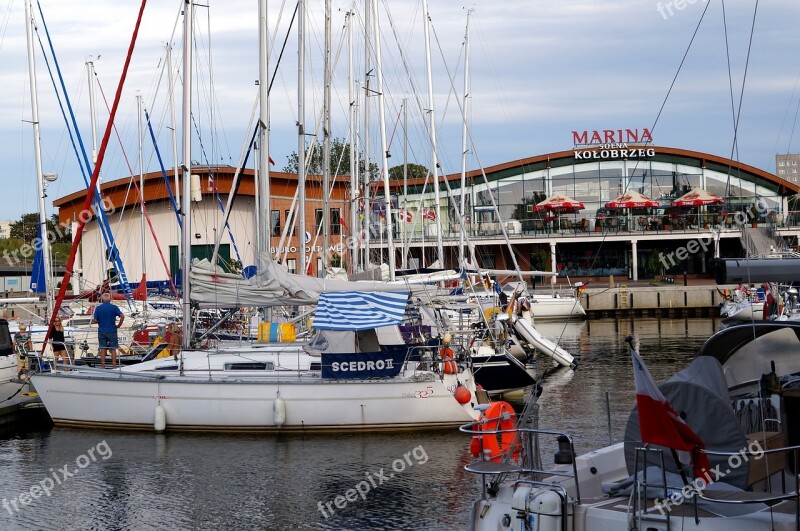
469 401 520 462
440 346 457 374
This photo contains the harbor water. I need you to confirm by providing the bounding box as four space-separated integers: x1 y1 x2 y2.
0 318 721 530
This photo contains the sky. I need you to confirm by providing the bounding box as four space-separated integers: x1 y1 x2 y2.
1 0 799 222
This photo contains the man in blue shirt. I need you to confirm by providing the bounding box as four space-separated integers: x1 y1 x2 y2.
92 293 125 369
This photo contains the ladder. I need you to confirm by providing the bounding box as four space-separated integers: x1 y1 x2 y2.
619 285 629 309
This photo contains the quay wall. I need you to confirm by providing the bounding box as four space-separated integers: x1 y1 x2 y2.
578 284 728 318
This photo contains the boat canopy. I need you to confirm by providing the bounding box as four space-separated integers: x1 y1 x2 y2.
312 291 410 331
623 355 749 489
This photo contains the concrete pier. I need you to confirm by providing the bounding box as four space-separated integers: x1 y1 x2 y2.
578 283 728 318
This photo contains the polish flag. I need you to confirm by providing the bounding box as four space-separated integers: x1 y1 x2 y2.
632 349 710 478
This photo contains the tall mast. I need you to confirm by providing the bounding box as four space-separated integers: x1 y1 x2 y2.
402 98 408 269
458 10 472 269
363 0 371 267
180 0 194 351
422 0 444 266
25 0 54 319
372 0 394 280
167 44 181 252
347 8 359 273
258 0 271 254
322 0 332 276
297 0 307 275
137 94 146 283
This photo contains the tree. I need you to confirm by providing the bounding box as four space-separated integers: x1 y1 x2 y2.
388 163 429 181
9 213 71 244
283 137 379 180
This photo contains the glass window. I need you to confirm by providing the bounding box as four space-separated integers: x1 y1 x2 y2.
285 210 295 236
271 210 281 237
330 208 341 235
315 209 324 232
286 258 297 274
779 161 785 166
317 257 324 278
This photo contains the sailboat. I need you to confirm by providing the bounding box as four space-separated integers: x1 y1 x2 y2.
31 0 480 433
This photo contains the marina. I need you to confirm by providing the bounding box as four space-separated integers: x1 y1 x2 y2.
0 1 799 530
0 317 714 529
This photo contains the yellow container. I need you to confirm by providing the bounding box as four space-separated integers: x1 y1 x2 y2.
279 323 296 342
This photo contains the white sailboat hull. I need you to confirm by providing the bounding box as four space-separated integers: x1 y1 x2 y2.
514 318 576 368
32 367 477 432
528 295 586 319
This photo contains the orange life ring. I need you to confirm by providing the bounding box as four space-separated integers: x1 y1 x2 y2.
470 401 520 462
440 346 457 374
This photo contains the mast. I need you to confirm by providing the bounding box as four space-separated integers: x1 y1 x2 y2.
422 0 444 266
167 44 181 256
180 0 194 352
258 0 271 252
363 0 371 268
322 0 332 276
372 0 394 280
402 98 408 269
25 0 54 319
137 93 147 317
297 0 307 275
347 8 359 273
458 10 472 269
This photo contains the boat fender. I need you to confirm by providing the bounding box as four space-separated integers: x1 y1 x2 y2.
273 396 286 428
453 384 471 405
154 404 166 432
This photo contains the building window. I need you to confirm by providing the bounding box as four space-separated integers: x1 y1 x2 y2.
317 257 324 278
271 210 281 236
779 170 785 175
315 209 324 232
794 161 798 166
779 161 785 166
285 210 295 236
330 208 341 235
286 258 297 274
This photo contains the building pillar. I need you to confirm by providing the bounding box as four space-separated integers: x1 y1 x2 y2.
631 239 638 281
550 241 557 285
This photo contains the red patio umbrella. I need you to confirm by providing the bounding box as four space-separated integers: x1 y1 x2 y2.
605 190 659 209
670 187 724 207
534 193 585 213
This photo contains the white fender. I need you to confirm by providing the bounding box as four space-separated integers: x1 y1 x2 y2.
273 396 286 428
154 404 166 432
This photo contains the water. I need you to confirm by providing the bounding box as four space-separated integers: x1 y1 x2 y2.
0 318 721 530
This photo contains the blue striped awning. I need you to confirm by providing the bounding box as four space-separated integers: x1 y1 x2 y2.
312 291 410 331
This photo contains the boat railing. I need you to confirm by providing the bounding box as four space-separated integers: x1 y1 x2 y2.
459 422 581 504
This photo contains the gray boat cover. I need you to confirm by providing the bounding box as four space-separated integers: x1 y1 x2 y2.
624 356 749 489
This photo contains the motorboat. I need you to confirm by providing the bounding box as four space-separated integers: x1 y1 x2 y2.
461 322 800 530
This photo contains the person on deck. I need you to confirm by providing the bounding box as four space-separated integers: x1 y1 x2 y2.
49 317 68 367
92 293 124 369
762 284 777 321
14 323 33 380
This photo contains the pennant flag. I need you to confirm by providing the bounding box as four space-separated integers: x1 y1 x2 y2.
632 349 710 478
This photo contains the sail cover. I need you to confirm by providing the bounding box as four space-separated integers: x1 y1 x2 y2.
312 291 409 331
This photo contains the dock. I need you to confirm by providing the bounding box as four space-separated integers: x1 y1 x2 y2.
0 381 50 430
578 282 727 318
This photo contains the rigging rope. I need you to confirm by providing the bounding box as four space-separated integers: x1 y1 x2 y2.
41 0 149 354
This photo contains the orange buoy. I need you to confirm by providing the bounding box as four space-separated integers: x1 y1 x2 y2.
454 384 471 405
473 401 520 462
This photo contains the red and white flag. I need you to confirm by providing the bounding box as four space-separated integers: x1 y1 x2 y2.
398 209 413 222
632 349 710 478
422 208 436 221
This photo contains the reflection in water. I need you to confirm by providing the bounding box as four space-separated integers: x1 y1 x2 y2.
0 318 721 530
